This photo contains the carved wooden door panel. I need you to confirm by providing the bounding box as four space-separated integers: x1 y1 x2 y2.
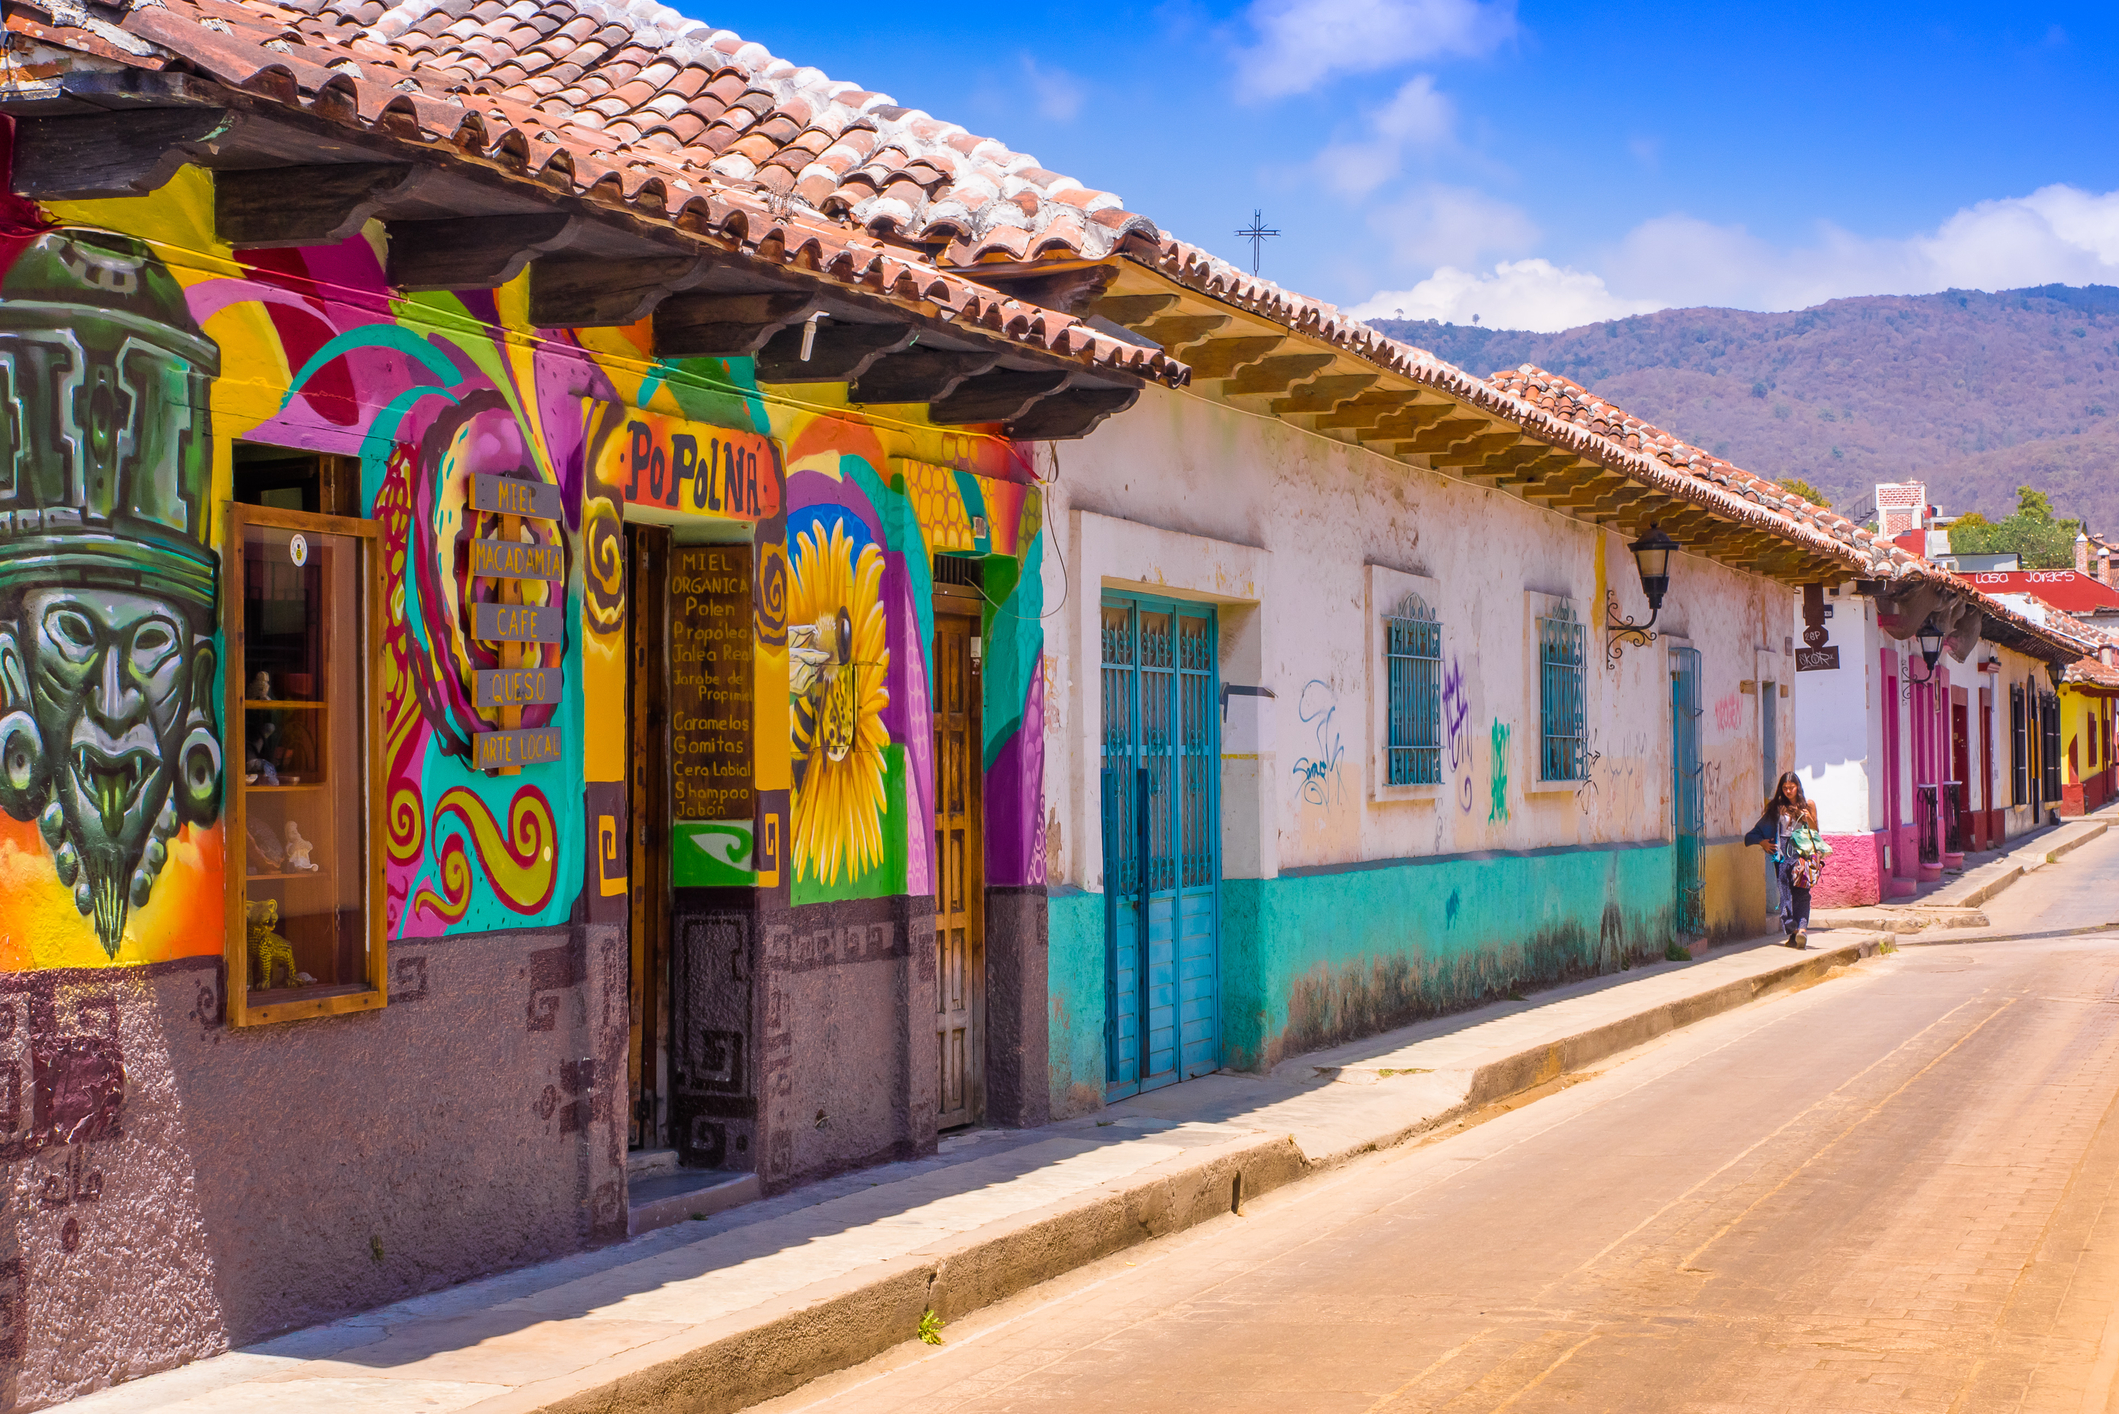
933 611 983 1130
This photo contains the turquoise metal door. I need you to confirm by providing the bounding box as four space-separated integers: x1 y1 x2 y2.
1101 594 1219 1098
1670 647 1705 939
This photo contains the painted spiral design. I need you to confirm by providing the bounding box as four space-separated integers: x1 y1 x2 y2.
582 495 625 636
755 540 789 647
410 834 472 924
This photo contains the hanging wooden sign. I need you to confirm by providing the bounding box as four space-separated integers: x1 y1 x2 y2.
1796 647 1841 672
469 538 564 581
586 404 782 523
473 602 564 644
470 473 561 521
466 471 566 774
473 727 565 770
475 666 562 707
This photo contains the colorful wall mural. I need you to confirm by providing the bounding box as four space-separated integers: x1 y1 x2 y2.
768 423 1048 909
0 163 1051 973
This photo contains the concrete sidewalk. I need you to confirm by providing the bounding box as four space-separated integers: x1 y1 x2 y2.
1813 807 2115 936
71 930 1893 1414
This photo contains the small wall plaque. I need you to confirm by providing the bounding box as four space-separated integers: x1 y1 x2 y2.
1796 647 1841 673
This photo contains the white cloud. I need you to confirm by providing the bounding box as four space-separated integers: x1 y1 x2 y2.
1235 0 1515 99
1316 75 1456 197
1351 259 1660 331
1019 55 1084 123
1369 183 1537 270
1606 186 2119 313
1351 184 2119 330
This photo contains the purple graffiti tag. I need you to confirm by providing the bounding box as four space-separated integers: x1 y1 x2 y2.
1442 656 1471 771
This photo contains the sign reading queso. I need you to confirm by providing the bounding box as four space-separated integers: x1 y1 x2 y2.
585 402 782 523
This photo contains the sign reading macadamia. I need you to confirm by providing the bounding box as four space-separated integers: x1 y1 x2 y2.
669 546 753 823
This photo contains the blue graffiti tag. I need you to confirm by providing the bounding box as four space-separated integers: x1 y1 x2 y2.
1291 679 1345 807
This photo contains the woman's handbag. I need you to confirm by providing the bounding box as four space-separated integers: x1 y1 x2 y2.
1789 824 1833 858
1786 823 1829 888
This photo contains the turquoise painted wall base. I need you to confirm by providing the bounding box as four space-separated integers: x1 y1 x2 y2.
1048 842 1683 1115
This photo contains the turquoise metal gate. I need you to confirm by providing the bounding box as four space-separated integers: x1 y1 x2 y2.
1100 593 1220 1098
1670 646 1705 938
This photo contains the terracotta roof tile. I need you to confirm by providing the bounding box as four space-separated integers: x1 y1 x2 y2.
7 0 1188 390
132 0 1164 259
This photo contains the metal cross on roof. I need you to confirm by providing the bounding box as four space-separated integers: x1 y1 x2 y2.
1235 209 1280 276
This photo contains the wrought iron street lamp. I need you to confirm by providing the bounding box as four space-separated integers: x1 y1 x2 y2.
1605 522 1681 668
1904 616 1945 683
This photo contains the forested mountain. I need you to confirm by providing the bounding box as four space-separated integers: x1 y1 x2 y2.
1367 285 2119 531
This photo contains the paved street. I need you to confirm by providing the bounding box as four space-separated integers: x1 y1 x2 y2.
759 831 2119 1414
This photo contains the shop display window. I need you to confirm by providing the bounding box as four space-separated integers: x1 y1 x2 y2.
222 496 384 1025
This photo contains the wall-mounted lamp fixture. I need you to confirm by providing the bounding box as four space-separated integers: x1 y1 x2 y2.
2049 660 2067 691
1604 523 1680 669
1898 617 1945 699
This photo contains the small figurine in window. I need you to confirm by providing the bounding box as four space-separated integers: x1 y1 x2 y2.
283 821 318 872
246 898 298 990
245 820 284 875
250 670 273 701
246 709 282 784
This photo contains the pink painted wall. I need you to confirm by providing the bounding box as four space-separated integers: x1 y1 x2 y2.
1815 831 1887 908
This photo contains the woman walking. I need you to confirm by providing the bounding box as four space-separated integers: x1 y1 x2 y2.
1750 772 1821 948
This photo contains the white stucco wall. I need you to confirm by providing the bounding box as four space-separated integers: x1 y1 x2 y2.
1794 589 2055 849
1040 383 1798 893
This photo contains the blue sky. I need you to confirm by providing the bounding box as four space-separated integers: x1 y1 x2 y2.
706 2 2119 330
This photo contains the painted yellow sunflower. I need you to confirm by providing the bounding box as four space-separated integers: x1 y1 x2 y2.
788 518 891 888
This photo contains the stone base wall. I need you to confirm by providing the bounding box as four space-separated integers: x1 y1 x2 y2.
1 923 627 1412
674 890 938 1195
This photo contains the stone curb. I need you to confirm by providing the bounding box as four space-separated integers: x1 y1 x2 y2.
2045 820 2109 865
1457 932 1887 1110
457 936 1888 1414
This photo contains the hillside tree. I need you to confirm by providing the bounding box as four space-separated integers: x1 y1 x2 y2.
1947 485 2083 569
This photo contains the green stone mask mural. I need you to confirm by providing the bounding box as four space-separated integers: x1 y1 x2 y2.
0 229 222 957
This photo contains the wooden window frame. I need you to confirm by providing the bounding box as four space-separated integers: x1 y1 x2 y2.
220 501 388 1027
2011 683 2027 807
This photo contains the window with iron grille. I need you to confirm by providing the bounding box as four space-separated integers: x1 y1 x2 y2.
1384 592 1441 785
1538 603 1586 781
2010 684 2027 806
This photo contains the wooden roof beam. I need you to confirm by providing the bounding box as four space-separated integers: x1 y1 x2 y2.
1318 390 1425 430
1272 373 1385 416
1183 336 1287 380
1224 352 1338 403
1136 313 1231 352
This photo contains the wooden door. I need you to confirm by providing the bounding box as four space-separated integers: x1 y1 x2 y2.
1099 594 1219 1100
933 611 983 1130
626 526 673 1150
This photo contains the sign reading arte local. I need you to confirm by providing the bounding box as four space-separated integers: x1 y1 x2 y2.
669 545 757 886
468 472 565 771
